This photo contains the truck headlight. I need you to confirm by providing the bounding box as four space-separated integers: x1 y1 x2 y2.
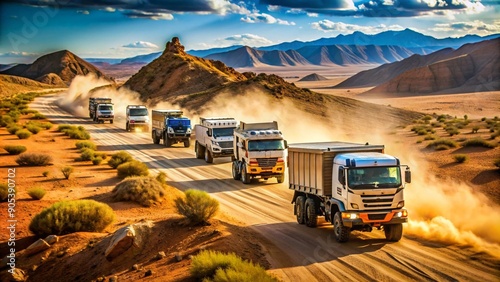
167 127 174 133
397 201 405 208
186 128 192 134
342 213 358 220
395 210 408 218
350 203 359 209
211 140 220 146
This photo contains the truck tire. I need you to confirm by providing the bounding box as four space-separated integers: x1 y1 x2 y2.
305 198 318 227
126 122 130 131
295 196 306 224
195 142 204 159
384 223 403 242
276 174 284 183
110 120 113 124
241 163 251 184
205 148 213 163
333 212 350 242
164 133 170 147
232 161 241 180
152 131 160 144
184 139 190 148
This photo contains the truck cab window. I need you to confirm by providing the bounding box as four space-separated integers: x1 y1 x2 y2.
248 140 285 151
347 167 401 188
130 109 148 116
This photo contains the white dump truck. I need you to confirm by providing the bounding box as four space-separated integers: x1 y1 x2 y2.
89 97 114 123
151 110 191 147
126 105 149 132
231 121 287 184
194 117 237 163
288 142 411 242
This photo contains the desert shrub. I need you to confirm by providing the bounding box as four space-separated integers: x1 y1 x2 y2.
20 109 38 115
0 115 14 127
6 124 22 135
416 140 423 144
472 126 480 133
16 153 52 166
175 189 219 225
32 113 46 119
57 124 74 132
94 152 107 160
427 139 458 150
0 183 12 202
29 200 115 236
491 131 500 139
42 171 50 177
112 176 165 206
28 187 46 200
25 124 42 134
190 250 276 282
435 144 451 150
61 166 74 179
156 171 167 185
453 154 468 163
445 126 460 136
78 148 95 161
26 121 52 130
8 111 20 122
462 138 497 148
108 151 133 169
75 140 97 150
116 160 149 179
16 129 32 139
3 145 27 155
66 128 90 140
494 158 500 169
424 135 436 141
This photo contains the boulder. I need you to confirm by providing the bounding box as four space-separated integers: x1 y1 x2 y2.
0 268 27 281
25 239 50 256
105 221 154 260
44 235 58 245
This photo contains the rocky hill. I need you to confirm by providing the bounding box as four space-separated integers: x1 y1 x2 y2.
0 50 111 86
366 38 500 95
298 73 328 81
0 74 56 98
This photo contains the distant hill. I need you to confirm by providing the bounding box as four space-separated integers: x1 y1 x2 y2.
0 74 57 98
299 73 328 81
205 44 417 68
120 52 162 64
365 38 500 95
0 50 112 85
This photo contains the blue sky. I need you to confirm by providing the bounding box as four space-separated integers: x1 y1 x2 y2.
1 0 499 63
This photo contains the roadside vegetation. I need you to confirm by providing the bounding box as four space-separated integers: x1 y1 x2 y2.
175 189 219 225
112 176 166 206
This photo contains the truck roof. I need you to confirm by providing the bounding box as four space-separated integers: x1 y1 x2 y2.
200 117 237 128
288 141 384 154
238 121 278 131
335 152 399 167
127 105 147 109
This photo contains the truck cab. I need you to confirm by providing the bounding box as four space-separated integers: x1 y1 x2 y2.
152 110 192 147
194 117 237 163
126 105 149 132
95 103 114 123
232 121 287 184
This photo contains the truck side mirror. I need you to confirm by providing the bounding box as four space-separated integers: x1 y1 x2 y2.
284 140 288 149
405 169 411 184
338 167 346 185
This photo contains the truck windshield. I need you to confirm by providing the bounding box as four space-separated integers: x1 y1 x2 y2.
98 105 112 111
347 167 401 188
167 119 190 127
129 109 148 116
248 140 285 151
213 127 235 138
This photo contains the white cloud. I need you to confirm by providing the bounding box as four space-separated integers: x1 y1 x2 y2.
0 52 39 64
241 13 295 25
77 10 90 15
307 12 319 17
216 34 273 47
104 7 116 12
430 20 500 36
207 0 251 15
311 20 404 34
125 10 174 20
267 5 280 11
122 41 160 49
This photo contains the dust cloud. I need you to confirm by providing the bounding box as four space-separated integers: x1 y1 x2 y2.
57 75 500 258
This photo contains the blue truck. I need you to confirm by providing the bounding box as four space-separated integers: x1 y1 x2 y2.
151 110 191 147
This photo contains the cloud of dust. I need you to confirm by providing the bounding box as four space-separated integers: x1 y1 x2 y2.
55 75 500 258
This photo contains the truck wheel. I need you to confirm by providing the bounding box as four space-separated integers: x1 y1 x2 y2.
305 198 318 227
295 196 306 224
164 133 170 147
195 142 204 159
126 122 129 131
184 139 190 148
333 212 350 242
110 120 113 124
276 174 284 183
205 148 213 163
152 132 160 144
232 161 241 180
384 224 403 242
241 163 251 184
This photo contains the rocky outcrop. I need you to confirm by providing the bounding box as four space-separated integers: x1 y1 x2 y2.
298 73 328 81
105 221 154 260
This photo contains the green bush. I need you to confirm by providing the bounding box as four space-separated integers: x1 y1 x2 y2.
426 139 458 150
445 126 460 136
26 121 52 130
57 124 74 132
175 189 219 225
3 145 27 155
66 128 90 140
8 111 20 122
16 153 52 166
108 151 133 169
25 124 42 134
0 183 13 202
0 115 14 127
116 160 149 179
42 171 50 177
16 129 32 139
27 187 46 200
453 154 468 163
29 200 115 236
190 250 276 282
462 138 497 148
156 172 167 185
112 176 166 206
75 140 97 150
472 126 480 133
92 157 103 165
61 166 74 180
32 113 46 119
78 148 95 161
6 124 22 135
94 152 107 160
20 109 38 115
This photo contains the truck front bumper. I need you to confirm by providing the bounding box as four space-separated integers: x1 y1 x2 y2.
341 210 408 228
97 116 114 121
247 164 285 176
211 147 234 158
167 133 191 140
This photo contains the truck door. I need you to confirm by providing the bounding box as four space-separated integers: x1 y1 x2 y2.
333 165 348 207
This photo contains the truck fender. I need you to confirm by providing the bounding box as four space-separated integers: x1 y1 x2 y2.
327 199 346 214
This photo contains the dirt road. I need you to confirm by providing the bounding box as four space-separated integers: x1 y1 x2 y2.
32 94 500 282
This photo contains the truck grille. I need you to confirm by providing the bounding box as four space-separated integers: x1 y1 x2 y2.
361 194 394 208
257 158 277 168
219 141 233 148
368 214 387 220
